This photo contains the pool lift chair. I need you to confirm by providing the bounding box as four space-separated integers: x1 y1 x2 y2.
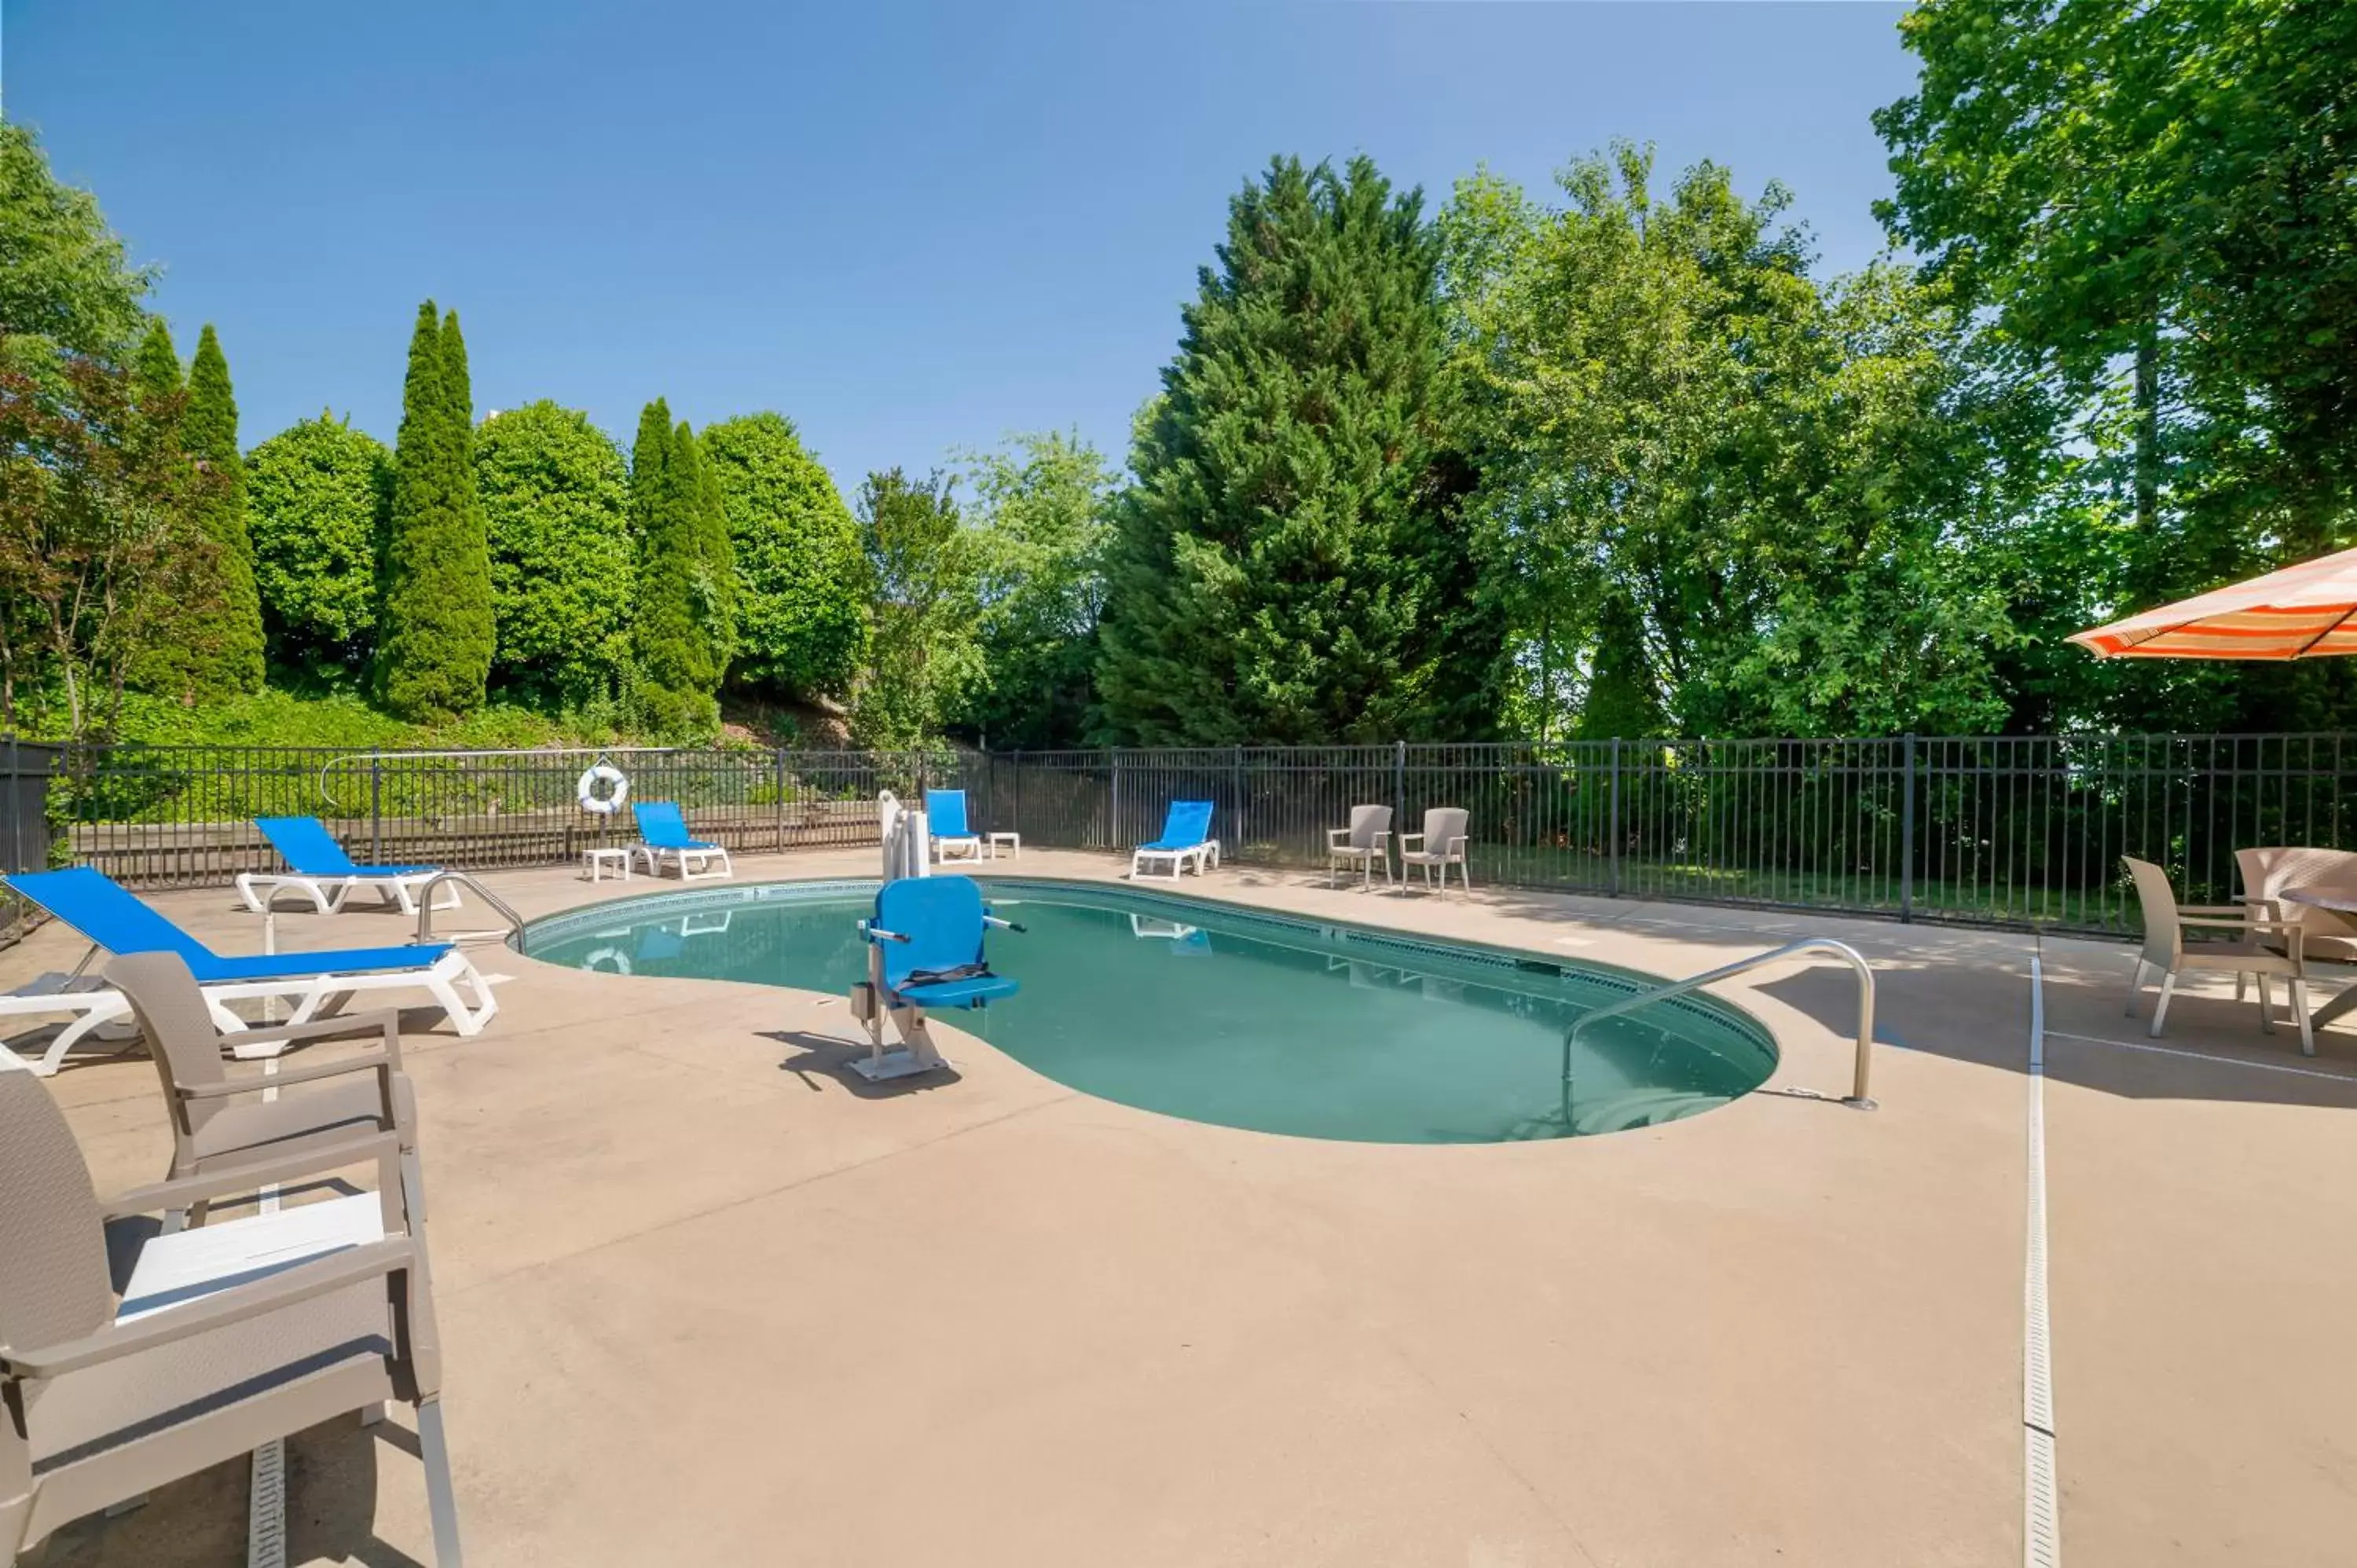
848 875 1023 1083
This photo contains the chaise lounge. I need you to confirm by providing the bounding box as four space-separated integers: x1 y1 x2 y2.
2 867 498 1068
630 800 735 881
1129 800 1219 881
236 815 461 917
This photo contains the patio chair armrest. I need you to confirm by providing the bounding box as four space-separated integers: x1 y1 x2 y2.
102 1132 404 1220
2177 912 2259 928
1398 833 1426 852
863 926 912 944
1 1239 416 1380
1326 827 1352 847
178 1046 398 1101
2178 903 2249 916
1446 837 1469 856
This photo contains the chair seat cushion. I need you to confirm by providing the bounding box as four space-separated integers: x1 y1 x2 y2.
33 1196 391 1472
896 975 1021 1009
189 1072 413 1167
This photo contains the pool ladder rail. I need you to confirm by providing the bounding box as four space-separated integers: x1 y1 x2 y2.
1566 937 1879 1111
414 870 527 947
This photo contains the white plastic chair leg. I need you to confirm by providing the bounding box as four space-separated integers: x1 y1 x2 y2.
2256 971 2277 1033
2150 970 2177 1037
2292 978 2315 1056
2124 958 2146 1016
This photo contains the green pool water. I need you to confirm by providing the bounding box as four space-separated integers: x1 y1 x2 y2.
519 879 1776 1145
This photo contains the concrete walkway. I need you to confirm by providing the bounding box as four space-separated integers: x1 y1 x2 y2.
6 850 2353 1566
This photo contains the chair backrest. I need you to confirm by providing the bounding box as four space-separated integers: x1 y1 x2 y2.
256 815 360 876
873 875 988 990
1423 807 1470 855
2123 855 2184 967
634 800 693 848
104 951 229 1139
1163 800 1214 847
926 789 972 837
2236 845 2357 940
0 1068 115 1366
1347 804 1392 850
3 867 214 965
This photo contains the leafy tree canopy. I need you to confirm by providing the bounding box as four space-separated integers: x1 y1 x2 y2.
851 467 981 748
475 400 632 707
0 122 153 374
702 412 867 702
246 412 390 676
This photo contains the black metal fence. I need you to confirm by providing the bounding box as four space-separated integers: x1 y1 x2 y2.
6 734 2355 936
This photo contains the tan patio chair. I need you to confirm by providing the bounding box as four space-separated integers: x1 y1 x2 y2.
2234 845 2357 964
1326 804 1395 890
2123 855 2313 1053
103 951 424 1229
1397 808 1472 899
0 1064 461 1563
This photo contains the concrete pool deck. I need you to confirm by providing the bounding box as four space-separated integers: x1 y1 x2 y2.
5 848 2354 1566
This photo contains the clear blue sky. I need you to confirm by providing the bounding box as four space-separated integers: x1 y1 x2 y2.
6 1 1916 493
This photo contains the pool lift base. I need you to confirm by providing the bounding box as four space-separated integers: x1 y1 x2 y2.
846 961 951 1083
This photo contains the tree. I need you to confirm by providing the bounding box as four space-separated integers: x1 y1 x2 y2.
701 412 865 701
1439 147 2018 739
954 430 1113 749
688 423 738 677
178 325 266 694
0 352 222 738
129 320 181 407
245 413 390 676
475 401 632 705
1096 155 1489 745
375 302 493 720
851 468 981 747
1876 0 2357 730
629 400 726 737
0 123 153 376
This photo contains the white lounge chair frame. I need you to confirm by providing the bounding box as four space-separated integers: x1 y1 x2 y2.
236 867 461 917
1 947 497 1076
634 841 733 881
1131 839 1219 881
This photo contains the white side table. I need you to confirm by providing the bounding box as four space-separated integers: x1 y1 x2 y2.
985 831 1022 859
583 846 632 883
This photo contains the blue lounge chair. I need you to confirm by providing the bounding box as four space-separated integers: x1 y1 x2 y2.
630 800 733 881
847 875 1022 1081
236 815 460 916
3 868 497 1057
1130 800 1218 881
925 789 984 863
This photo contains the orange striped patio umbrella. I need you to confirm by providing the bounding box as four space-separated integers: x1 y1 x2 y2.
2071 545 2357 659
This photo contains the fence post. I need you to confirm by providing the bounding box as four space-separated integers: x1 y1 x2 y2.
1012 751 1023 842
1392 740 1406 848
1232 744 1244 861
369 758 384 866
1900 733 1918 923
774 746 789 854
1109 748 1120 852
1608 738 1622 898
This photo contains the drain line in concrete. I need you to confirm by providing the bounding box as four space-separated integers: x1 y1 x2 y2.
247 1058 288 1568
2025 957 2060 1568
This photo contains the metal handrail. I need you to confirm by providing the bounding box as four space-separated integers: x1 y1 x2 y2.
1567 937 1879 1110
414 870 526 946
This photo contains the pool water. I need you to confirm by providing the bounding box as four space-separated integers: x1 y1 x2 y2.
521 880 1776 1145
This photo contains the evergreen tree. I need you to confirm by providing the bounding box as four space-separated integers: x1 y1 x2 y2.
1096 155 1484 744
629 400 721 736
376 302 493 720
687 421 738 676
129 319 181 406
181 325 266 693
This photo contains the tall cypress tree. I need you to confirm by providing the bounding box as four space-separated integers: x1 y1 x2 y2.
1094 155 1482 743
182 325 266 692
130 319 181 408
630 400 720 735
376 301 494 720
691 426 739 676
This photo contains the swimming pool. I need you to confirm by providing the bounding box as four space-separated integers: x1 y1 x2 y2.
519 879 1777 1145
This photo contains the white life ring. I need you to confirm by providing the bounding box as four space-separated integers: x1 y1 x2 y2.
577 762 630 815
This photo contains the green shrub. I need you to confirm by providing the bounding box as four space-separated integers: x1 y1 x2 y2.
475 400 632 706
247 413 390 677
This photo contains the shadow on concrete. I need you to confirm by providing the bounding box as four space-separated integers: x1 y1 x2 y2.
765 1028 966 1097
